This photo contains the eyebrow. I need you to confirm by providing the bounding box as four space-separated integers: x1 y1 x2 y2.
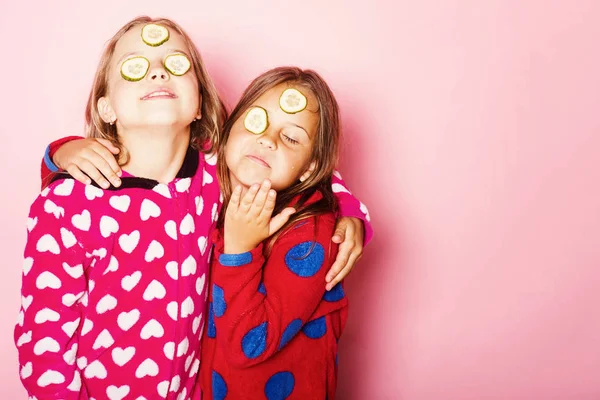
116 48 189 64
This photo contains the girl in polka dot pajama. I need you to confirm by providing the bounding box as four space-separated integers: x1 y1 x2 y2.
20 19 371 400
199 67 355 400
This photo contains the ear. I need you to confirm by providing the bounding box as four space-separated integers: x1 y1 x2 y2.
98 97 116 124
299 161 316 182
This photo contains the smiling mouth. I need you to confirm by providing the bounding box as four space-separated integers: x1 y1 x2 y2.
141 90 177 100
246 155 270 168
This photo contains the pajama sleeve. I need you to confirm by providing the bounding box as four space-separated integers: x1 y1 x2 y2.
41 136 83 189
209 214 339 368
15 186 89 399
331 171 373 244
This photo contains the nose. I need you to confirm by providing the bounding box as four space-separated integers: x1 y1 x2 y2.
256 132 276 150
146 65 170 82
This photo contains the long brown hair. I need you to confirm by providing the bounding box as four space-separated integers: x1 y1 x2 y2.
85 16 226 159
217 66 341 249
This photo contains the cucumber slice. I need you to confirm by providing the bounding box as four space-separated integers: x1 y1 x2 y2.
120 56 150 82
164 54 191 76
279 88 307 114
244 106 268 134
141 24 170 47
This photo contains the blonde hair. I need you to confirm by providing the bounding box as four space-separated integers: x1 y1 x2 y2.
85 16 226 159
217 66 341 249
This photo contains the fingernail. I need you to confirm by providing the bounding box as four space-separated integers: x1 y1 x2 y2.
117 170 122 177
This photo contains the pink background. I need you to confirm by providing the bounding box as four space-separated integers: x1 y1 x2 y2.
2 1 600 399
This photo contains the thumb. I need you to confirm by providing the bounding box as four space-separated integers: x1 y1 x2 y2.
268 208 295 236
96 138 120 154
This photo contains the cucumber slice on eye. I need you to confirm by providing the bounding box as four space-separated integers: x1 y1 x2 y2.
279 88 307 114
120 56 150 82
244 106 268 134
164 54 191 76
141 24 170 47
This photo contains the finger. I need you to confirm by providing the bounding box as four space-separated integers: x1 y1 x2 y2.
84 148 121 187
96 138 121 155
326 252 361 291
65 165 91 185
332 218 353 243
240 183 260 213
91 142 122 179
259 189 277 221
227 185 242 214
75 159 111 189
326 241 353 282
268 207 295 236
250 180 271 218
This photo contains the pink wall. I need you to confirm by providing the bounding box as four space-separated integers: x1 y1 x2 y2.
2 1 600 399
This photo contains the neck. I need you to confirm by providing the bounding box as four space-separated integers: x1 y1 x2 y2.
118 126 191 183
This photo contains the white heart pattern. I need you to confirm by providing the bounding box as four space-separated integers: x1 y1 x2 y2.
163 342 175 360
110 195 131 212
62 262 83 279
22 257 33 276
34 337 60 355
175 178 191 192
38 370 65 387
157 381 170 397
60 227 77 248
119 230 140 253
196 274 205 295
145 240 165 262
136 358 159 378
140 199 161 221
165 220 177 240
100 216 119 238
195 196 204 216
117 309 140 331
192 314 202 335
37 234 60 255
85 184 104 200
35 308 60 324
36 271 61 290
203 169 214 185
16 331 32 347
92 329 115 350
179 213 195 235
20 362 32 379
107 385 130 400
81 319 93 336
61 318 80 337
198 236 208 255
104 255 119 275
67 370 82 391
181 255 197 277
27 217 38 232
143 280 166 301
71 209 91 231
121 271 142 291
53 179 74 196
177 337 189 357
85 360 107 379
153 184 171 198
166 261 178 280
167 302 178 321
96 294 117 314
112 346 136 367
180 296 194 318
44 199 64 218
141 319 164 339
63 342 78 365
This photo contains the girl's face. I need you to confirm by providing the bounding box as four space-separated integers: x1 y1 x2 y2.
225 83 319 191
99 24 201 131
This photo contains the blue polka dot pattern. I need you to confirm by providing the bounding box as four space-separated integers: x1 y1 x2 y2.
212 370 227 400
323 283 345 302
207 302 216 338
219 252 252 267
258 282 266 295
302 316 327 339
264 371 295 400
279 319 302 350
242 322 268 359
212 284 226 317
284 242 325 277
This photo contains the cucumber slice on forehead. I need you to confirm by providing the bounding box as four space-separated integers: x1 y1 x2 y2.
141 24 170 47
120 56 150 81
164 54 191 76
244 106 268 134
279 88 307 114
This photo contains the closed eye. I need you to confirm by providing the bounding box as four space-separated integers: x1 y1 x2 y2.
283 134 299 145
